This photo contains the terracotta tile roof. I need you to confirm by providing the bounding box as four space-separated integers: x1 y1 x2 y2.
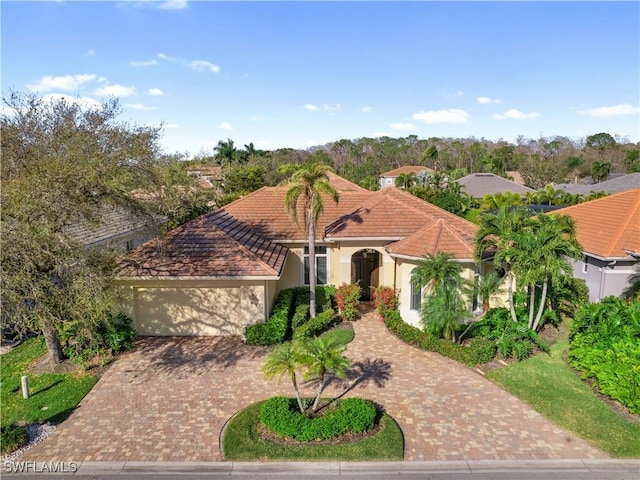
554 189 640 259
117 210 288 278
386 218 476 260
325 171 369 192
380 165 435 177
457 173 534 198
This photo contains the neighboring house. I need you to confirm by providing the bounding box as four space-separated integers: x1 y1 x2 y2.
116 174 486 336
554 189 640 302
456 173 535 198
554 173 640 196
185 164 222 188
378 165 435 189
66 205 159 253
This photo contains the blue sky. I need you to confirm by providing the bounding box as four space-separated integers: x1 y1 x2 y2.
3 1 639 156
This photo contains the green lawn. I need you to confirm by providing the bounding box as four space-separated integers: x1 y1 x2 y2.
487 340 640 458
222 400 404 461
319 324 355 346
0 337 98 427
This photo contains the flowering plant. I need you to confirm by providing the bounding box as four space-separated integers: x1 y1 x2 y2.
336 283 362 321
373 286 399 320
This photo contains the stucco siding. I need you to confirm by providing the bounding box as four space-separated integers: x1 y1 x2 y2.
570 256 638 301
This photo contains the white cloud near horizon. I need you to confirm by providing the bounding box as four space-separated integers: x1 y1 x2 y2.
578 104 640 117
219 122 233 131
118 0 188 11
130 59 159 67
477 96 501 104
93 84 136 97
323 103 341 112
42 93 101 109
412 108 469 124
188 60 220 73
27 74 97 92
390 122 418 130
158 0 188 10
304 104 319 111
126 103 154 110
147 88 164 96
493 109 541 120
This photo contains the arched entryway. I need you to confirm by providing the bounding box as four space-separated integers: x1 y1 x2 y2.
351 249 380 301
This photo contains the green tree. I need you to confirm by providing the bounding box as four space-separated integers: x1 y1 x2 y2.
214 138 237 167
222 164 266 195
280 163 339 318
474 206 530 323
263 341 305 413
585 132 617 159
479 191 523 211
411 252 463 292
1 92 162 363
299 336 350 412
420 282 472 342
394 172 417 189
591 160 612 183
464 271 506 313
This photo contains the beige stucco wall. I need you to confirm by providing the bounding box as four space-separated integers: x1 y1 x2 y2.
116 279 275 336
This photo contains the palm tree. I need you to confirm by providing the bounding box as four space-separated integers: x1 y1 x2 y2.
214 138 237 167
421 282 472 342
280 163 339 318
590 160 611 183
479 191 523 211
474 206 530 323
464 271 506 314
395 172 417 189
299 336 350 412
263 341 305 413
411 252 463 293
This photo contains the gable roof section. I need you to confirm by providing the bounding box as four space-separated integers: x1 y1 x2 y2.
554 189 640 259
380 165 435 177
457 173 534 198
117 210 288 278
554 173 640 196
325 171 369 192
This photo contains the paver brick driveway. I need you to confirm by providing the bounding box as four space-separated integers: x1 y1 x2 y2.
22 310 606 462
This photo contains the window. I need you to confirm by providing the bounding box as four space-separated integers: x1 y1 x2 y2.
410 270 422 311
582 256 589 273
304 246 328 285
126 239 134 251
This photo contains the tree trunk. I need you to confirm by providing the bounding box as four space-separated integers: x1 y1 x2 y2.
312 372 324 412
291 372 305 413
507 269 518 322
482 300 490 313
528 285 536 328
41 319 64 364
532 277 549 332
308 215 317 318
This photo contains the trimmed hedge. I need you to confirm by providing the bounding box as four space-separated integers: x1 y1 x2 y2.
260 396 377 442
383 309 496 367
245 289 294 345
293 308 336 340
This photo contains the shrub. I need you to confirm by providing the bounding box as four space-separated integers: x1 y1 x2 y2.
569 297 640 415
291 304 311 330
336 283 361 321
259 396 377 442
245 289 294 345
382 309 496 366
316 285 337 313
373 286 399 319
0 424 28 455
293 308 336 340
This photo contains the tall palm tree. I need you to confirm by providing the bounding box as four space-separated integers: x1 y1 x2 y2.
214 138 237 167
395 172 417 189
411 252 463 293
280 163 339 318
474 206 530 323
263 341 305 413
299 336 350 412
590 160 611 183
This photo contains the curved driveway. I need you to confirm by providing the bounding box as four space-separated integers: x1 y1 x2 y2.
22 311 606 462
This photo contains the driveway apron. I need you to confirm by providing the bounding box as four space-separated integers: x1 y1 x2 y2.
21 311 606 462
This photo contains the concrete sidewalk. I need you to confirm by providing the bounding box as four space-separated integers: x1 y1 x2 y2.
3 459 639 478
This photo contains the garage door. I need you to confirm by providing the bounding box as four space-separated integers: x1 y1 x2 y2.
133 286 243 336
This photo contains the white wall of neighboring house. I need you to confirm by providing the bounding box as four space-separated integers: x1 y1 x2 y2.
570 256 638 302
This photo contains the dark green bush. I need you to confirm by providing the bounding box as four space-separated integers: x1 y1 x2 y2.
293 308 336 340
569 297 640 414
291 304 310 330
245 289 294 345
0 424 28 455
382 309 496 366
259 396 377 442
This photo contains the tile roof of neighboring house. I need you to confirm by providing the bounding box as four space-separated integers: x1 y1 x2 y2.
554 173 640 196
65 206 155 247
117 210 288 278
325 171 369 192
457 173 535 198
554 189 640 259
380 165 435 177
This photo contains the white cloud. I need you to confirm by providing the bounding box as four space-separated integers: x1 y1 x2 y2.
477 96 501 104
412 108 470 124
390 122 418 130
188 60 220 73
361 106 372 113
118 0 188 10
493 109 541 120
304 104 319 111
126 103 154 110
130 59 158 67
158 52 176 62
158 0 188 9
93 84 137 97
86 49 96 56
323 103 341 112
147 88 164 96
1 105 17 117
27 74 97 92
577 103 640 117
250 114 264 121
219 122 233 131
42 93 101 109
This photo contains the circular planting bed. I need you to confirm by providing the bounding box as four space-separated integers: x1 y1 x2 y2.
221 398 404 461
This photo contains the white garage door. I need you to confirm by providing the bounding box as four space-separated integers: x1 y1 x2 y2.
133 286 243 336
